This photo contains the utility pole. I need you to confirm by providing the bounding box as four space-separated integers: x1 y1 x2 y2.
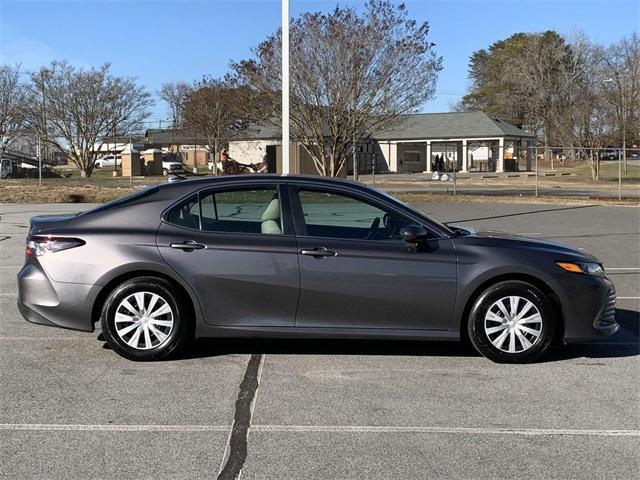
281 0 290 174
352 134 358 182
604 74 625 200
40 70 49 173
37 137 42 186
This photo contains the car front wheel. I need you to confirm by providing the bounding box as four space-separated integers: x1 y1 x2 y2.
100 277 191 361
467 280 556 363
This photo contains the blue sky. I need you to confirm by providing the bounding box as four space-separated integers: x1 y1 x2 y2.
1 0 638 124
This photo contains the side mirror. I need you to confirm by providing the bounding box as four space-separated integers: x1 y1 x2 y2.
401 225 428 243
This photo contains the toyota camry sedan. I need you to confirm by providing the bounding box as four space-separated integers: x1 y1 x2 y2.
17 175 619 363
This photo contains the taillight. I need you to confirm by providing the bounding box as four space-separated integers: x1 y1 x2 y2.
25 235 85 257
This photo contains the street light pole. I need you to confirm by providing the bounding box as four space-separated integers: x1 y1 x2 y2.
281 0 290 174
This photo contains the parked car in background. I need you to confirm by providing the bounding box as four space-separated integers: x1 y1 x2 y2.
17 175 619 363
95 154 121 168
161 159 185 176
599 149 619 160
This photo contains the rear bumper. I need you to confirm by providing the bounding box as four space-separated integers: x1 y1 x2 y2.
17 262 96 332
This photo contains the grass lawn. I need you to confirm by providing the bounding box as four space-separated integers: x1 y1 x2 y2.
1 164 638 204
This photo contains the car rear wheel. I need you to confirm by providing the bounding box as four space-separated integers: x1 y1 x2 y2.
100 277 192 361
467 280 555 363
162 168 169 176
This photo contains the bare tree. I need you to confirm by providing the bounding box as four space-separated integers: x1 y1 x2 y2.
25 61 152 177
234 0 442 176
501 31 577 165
601 33 640 173
182 76 259 174
159 81 190 128
0 64 28 157
553 34 611 180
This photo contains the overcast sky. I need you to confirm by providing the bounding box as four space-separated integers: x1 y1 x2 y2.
1 0 637 125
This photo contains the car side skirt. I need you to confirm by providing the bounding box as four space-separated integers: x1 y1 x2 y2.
195 324 459 342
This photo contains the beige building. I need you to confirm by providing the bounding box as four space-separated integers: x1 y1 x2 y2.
228 112 536 174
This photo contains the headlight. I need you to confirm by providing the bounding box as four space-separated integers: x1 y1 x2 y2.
556 261 604 276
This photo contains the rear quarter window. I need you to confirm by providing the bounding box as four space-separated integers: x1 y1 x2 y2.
80 186 160 216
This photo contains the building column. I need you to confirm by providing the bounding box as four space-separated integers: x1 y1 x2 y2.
461 139 468 172
497 138 505 173
388 142 399 172
424 141 432 173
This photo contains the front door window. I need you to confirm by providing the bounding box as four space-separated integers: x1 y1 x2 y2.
297 189 412 241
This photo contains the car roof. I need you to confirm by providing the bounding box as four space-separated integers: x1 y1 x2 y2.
159 174 372 193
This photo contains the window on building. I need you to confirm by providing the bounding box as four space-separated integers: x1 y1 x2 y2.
404 151 421 163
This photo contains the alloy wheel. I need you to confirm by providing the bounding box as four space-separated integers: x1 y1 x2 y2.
114 291 174 350
483 295 543 354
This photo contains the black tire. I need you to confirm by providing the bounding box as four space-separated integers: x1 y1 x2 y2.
467 280 555 363
100 276 192 361
162 168 169 176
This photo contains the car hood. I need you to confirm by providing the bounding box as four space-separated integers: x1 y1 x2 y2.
449 225 600 262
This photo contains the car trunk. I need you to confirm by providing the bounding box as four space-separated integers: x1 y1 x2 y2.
28 214 77 235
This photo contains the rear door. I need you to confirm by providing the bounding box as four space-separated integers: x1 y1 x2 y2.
289 184 457 331
157 182 299 328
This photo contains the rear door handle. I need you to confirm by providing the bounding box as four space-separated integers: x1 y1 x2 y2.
300 247 336 258
170 240 206 251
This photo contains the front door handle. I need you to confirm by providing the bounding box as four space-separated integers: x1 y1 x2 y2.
170 240 206 251
300 247 336 258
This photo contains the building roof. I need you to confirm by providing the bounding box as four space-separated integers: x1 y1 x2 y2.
146 112 534 146
372 112 535 140
145 128 209 145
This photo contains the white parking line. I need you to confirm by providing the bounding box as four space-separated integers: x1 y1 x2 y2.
607 267 640 271
617 296 640 300
0 337 93 341
251 425 640 437
0 423 230 432
1 423 637 436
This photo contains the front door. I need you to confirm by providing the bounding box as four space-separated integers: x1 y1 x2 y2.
290 186 457 331
157 184 299 327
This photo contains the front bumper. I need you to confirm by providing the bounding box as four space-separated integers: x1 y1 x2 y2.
561 274 620 343
17 262 97 332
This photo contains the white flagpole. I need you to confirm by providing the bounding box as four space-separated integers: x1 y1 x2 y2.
281 0 290 174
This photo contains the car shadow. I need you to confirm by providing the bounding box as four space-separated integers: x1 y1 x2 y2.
100 308 639 362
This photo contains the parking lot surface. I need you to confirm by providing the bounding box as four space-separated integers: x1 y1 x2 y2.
1 201 638 480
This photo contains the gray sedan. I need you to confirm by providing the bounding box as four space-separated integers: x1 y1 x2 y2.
17 175 618 362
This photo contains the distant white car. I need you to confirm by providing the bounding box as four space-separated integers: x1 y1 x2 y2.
95 155 121 168
161 160 184 176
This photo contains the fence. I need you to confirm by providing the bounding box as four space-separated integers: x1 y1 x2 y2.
1 145 638 203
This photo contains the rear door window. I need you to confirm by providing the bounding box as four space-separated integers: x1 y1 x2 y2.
165 187 282 235
164 194 200 229
199 189 281 234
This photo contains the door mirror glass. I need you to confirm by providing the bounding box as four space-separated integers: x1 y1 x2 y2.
401 225 428 242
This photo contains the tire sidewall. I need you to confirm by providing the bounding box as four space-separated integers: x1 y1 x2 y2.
468 281 555 363
101 277 187 361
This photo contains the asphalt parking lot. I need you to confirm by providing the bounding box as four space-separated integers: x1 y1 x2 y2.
0 201 638 480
